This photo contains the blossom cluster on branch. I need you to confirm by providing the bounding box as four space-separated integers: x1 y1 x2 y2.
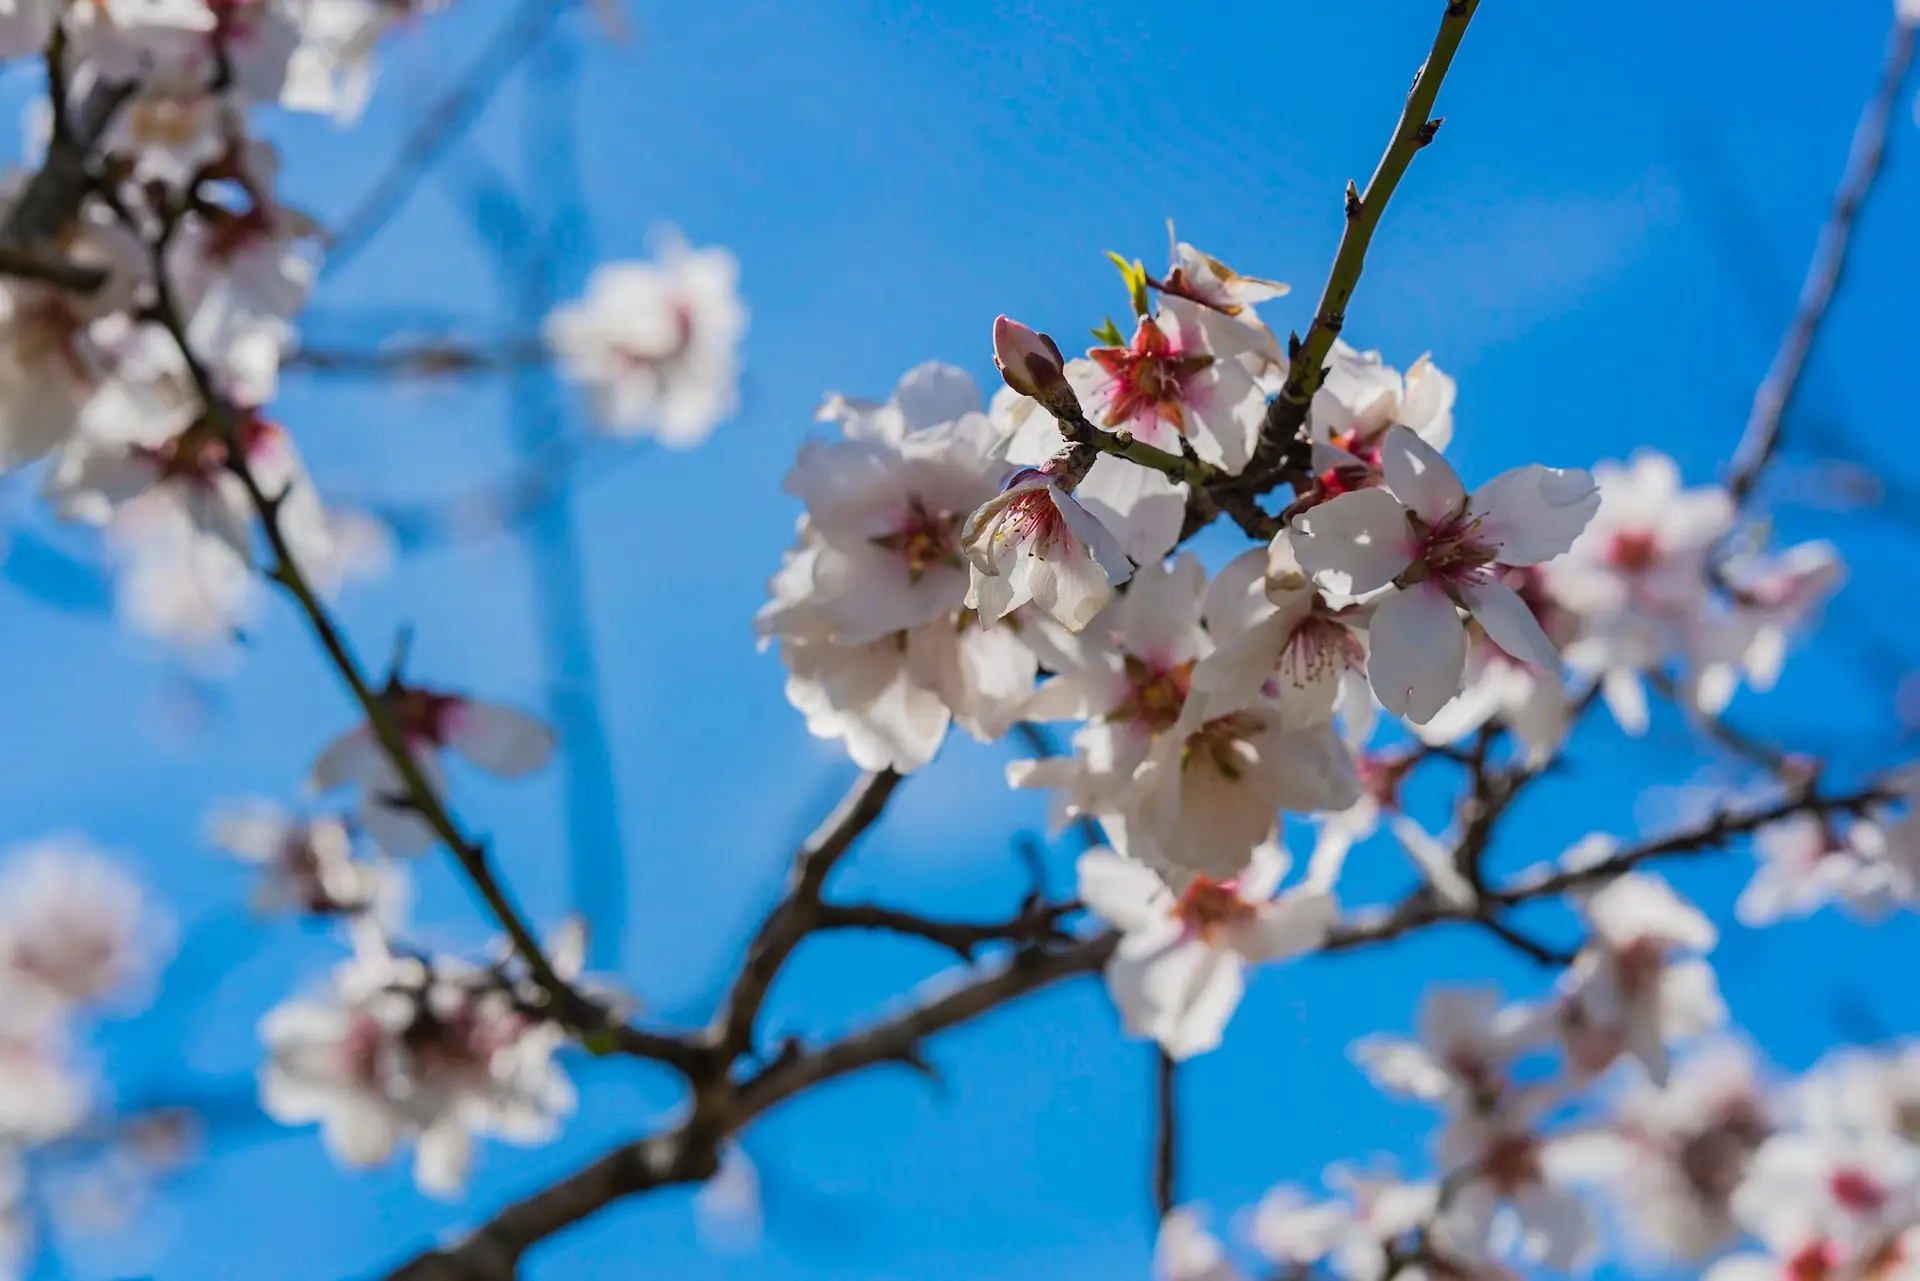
0 0 1910 1278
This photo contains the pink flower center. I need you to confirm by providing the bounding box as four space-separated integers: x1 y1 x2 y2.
1607 530 1661 573
1171 877 1256 943
1356 752 1414 809
1275 616 1362 694
992 484 1069 553
1481 1132 1542 1193
1088 319 1214 433
1830 1168 1888 1215
1787 1241 1839 1281
607 303 696 371
871 495 962 583
1403 510 1498 589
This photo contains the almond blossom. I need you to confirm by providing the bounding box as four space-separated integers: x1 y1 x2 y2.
1727 1128 1920 1279
208 799 397 919
1253 1171 1441 1281
1154 1207 1246 1281
259 932 576 1196
962 465 1133 632
1438 1103 1606 1273
0 839 166 1024
1078 844 1334 1060
1353 986 1548 1113
545 229 747 446
1739 810 1914 926
1189 540 1365 729
1290 425 1599 724
310 688 556 857
1308 342 1456 489
1067 298 1266 474
1559 871 1725 1085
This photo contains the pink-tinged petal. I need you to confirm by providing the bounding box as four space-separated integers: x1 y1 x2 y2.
1023 548 1112 633
1289 489 1415 597
1143 942 1246 1061
1366 584 1468 724
310 727 382 792
1076 850 1172 932
1400 355 1455 450
1467 465 1600 565
1378 425 1466 523
445 700 557 777
1458 578 1560 668
891 361 982 431
1074 455 1185 565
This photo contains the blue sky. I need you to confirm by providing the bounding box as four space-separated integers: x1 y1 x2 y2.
4 0 1920 1277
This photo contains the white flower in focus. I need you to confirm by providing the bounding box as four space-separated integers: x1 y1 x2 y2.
1290 426 1598 723
0 838 164 1021
545 230 746 445
1068 299 1266 474
1129 702 1359 880
1560 872 1724 1085
963 465 1133 632
1308 342 1456 483
208 798 397 919
1190 540 1365 728
1154 1206 1246 1281
310 688 556 856
1079 845 1334 1061
1413 569 1576 769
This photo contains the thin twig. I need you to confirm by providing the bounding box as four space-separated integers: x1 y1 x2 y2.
1725 13 1916 505
1235 0 1481 494
706 769 905 1060
285 338 548 377
137 214 698 1075
812 899 1078 961
1153 1049 1178 1219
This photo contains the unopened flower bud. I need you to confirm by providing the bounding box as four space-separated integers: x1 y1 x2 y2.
992 315 1068 400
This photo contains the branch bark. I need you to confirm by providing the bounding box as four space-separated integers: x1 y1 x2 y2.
1234 0 1481 494
1724 12 1916 506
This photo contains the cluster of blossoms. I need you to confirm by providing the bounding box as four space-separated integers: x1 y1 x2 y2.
0 0 745 656
1158 1016 1920 1281
0 839 168 1272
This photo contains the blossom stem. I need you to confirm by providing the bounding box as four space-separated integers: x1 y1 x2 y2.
1237 0 1480 494
1725 12 1917 507
1153 1049 1178 1219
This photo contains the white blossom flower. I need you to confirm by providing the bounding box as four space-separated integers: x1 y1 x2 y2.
1078 845 1334 1060
1739 812 1913 926
208 798 397 919
310 689 555 856
1253 1172 1439 1281
1067 298 1266 474
1574 1040 1774 1261
545 229 746 445
1439 1104 1605 1273
1290 426 1598 724
1308 343 1456 483
963 465 1132 632
0 838 166 1023
1189 540 1365 728
1560 872 1724 1085
1731 1130 1920 1274
1795 1045 1920 1150
259 934 575 1197
1353 986 1548 1112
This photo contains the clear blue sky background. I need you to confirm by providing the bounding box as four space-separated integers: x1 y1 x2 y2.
3 1 1919 1277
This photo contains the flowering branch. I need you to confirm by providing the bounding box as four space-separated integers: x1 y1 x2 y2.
130 205 699 1075
1236 0 1480 495
1724 11 1917 506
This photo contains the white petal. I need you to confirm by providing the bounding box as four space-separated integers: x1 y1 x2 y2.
1379 424 1466 523
1459 578 1559 668
1235 888 1336 961
414 1120 474 1198
1366 585 1468 724
1468 465 1600 565
1077 849 1172 933
1602 667 1649 736
1289 489 1415 597
1075 455 1185 565
310 727 381 792
445 700 557 777
209 799 291 864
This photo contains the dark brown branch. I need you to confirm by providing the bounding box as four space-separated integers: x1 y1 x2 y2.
136 208 700 1076
812 898 1078 961
1233 0 1481 496
1153 1049 1178 1219
1725 13 1916 505
706 769 905 1060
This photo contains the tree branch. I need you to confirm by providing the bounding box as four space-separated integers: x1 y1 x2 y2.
1725 12 1916 505
285 338 548 377
811 898 1078 961
1235 0 1481 494
706 769 905 1060
136 213 699 1075
1153 1049 1178 1219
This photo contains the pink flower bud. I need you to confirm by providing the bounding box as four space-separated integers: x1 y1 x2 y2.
992 315 1068 399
